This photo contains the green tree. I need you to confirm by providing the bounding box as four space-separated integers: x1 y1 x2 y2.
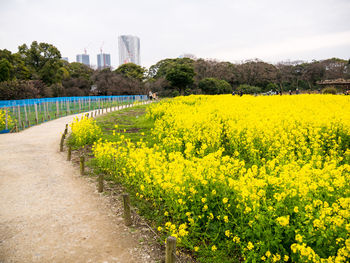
0 49 31 80
0 58 13 82
12 53 31 80
165 63 195 95
67 62 93 81
18 41 63 85
148 58 194 79
199 78 232 94
115 63 146 81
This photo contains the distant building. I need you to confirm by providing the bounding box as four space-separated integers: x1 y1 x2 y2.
62 57 69 62
97 53 111 69
76 54 90 66
118 35 140 65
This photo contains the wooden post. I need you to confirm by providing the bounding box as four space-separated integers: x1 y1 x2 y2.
166 236 177 263
24 105 28 123
122 194 132 226
98 174 104 193
64 124 68 135
44 102 46 119
67 146 71 161
46 102 49 120
60 133 65 152
34 103 38 124
5 108 8 130
80 156 85 175
56 101 59 117
17 105 21 126
28 104 31 121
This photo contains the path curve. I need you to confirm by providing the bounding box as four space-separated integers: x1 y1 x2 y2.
0 108 150 263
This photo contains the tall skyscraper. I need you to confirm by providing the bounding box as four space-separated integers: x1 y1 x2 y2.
118 35 140 65
76 54 90 66
97 53 111 69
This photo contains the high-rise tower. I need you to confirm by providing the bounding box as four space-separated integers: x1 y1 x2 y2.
76 52 90 66
118 35 140 65
97 53 111 69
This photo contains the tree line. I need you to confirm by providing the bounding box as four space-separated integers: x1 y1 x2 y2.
0 41 349 100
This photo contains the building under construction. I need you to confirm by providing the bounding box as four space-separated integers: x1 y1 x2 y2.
118 35 140 66
76 50 90 67
97 53 111 70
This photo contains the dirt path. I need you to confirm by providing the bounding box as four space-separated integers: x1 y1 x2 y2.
0 108 155 263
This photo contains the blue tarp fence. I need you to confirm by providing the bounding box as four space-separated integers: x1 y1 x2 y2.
0 95 148 108
0 95 149 133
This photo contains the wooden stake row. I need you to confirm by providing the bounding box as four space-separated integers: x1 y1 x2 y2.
60 101 177 261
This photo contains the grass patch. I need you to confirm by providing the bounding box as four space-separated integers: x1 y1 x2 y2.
93 104 166 226
95 104 156 146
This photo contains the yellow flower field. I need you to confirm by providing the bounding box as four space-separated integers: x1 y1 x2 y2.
69 115 102 147
74 95 350 262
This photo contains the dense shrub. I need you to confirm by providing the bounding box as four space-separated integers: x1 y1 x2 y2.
322 86 337 94
0 80 46 100
237 84 262 94
199 78 232 94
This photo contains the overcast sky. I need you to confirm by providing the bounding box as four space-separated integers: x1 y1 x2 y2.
0 0 349 68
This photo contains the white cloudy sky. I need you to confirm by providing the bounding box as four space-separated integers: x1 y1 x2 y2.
0 0 349 68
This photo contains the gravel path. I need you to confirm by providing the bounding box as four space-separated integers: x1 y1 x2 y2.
0 108 152 263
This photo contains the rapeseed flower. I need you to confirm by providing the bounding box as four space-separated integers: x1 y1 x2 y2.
87 95 350 262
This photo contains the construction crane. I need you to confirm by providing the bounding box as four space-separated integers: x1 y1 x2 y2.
100 41 104 54
83 42 92 55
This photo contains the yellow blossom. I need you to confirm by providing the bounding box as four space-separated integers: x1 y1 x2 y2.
247 242 254 250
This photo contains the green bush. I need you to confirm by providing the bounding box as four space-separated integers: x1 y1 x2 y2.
199 78 232 95
238 84 262 94
322 86 337 94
